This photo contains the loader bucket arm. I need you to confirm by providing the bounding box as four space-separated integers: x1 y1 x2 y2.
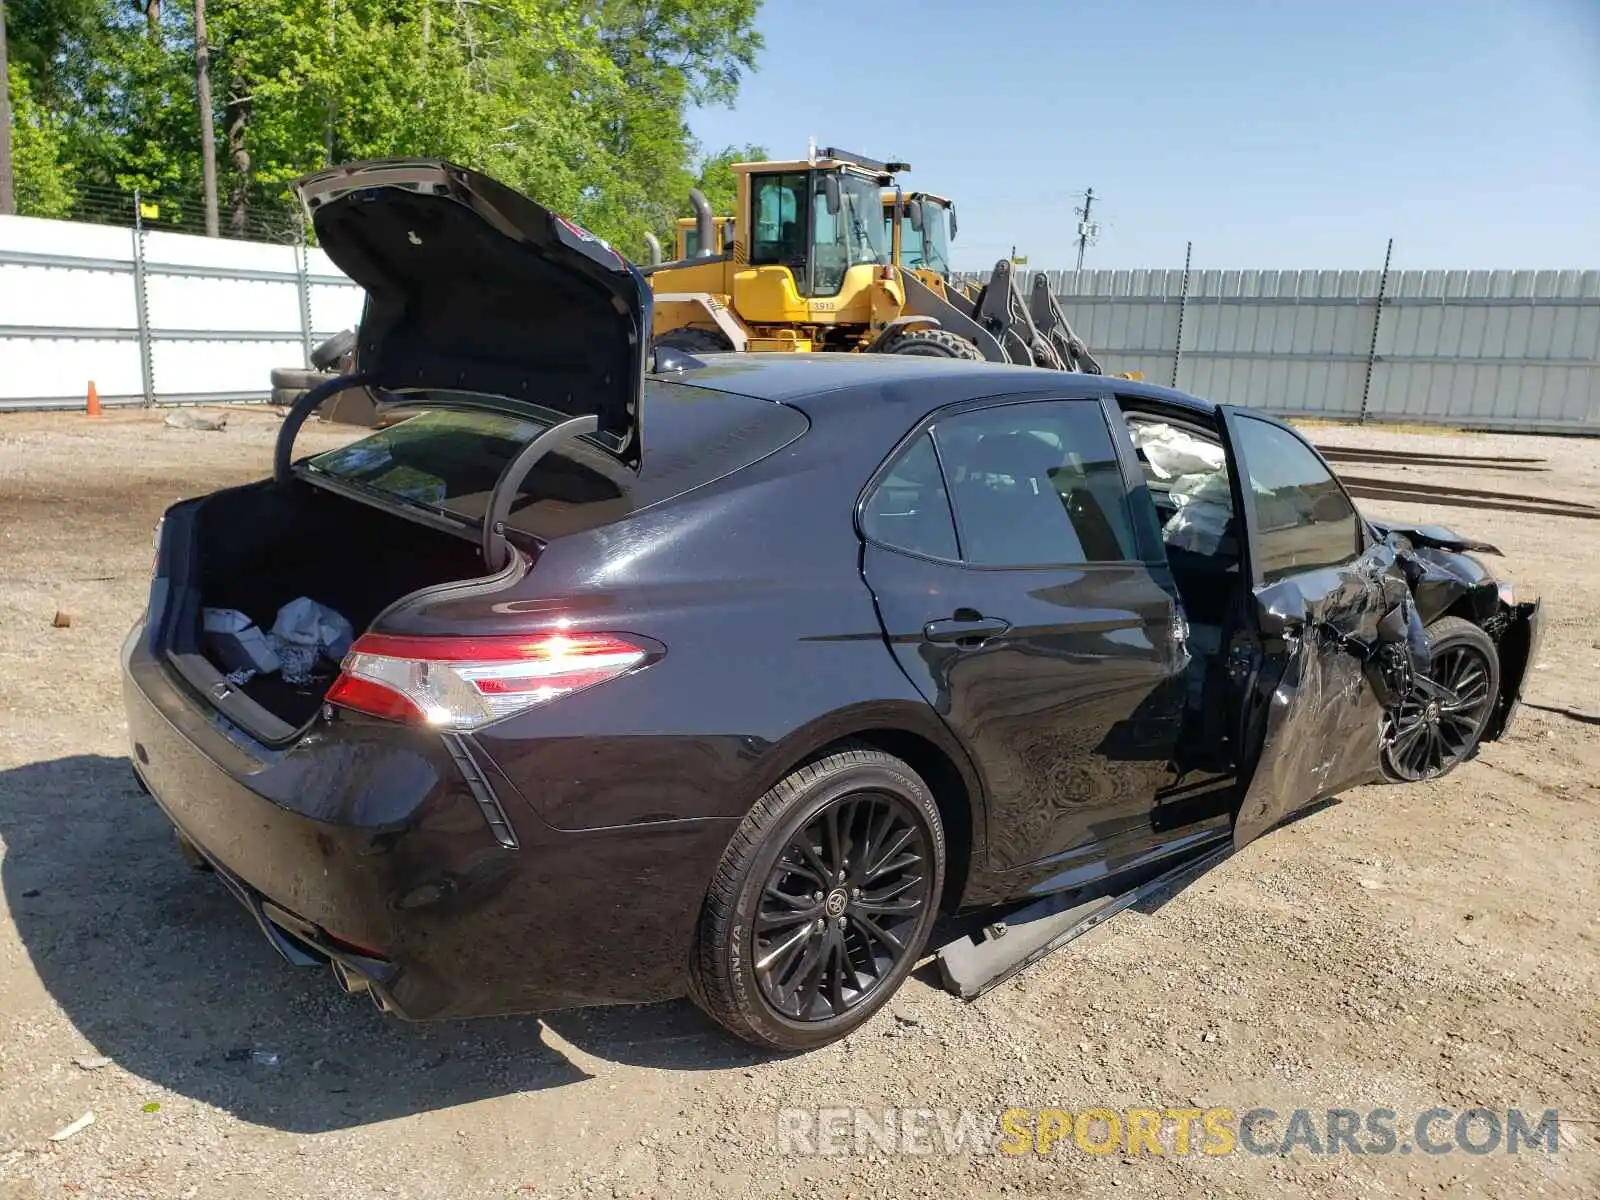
972 259 1061 367
897 269 1010 362
1029 273 1102 374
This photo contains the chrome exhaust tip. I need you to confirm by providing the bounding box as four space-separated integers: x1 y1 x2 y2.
330 959 371 997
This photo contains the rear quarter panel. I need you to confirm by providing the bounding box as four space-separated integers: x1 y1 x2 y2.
376 398 986 849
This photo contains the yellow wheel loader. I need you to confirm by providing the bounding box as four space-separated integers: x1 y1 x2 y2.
644 146 1101 371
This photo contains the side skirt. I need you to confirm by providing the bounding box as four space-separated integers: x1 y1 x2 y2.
935 835 1232 1000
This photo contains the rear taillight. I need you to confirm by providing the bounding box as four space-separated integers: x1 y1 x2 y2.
325 631 653 730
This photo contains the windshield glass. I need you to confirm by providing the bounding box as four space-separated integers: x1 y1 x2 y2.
811 171 888 296
904 202 952 278
841 174 889 265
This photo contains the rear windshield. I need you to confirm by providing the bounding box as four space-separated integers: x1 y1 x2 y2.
301 378 807 539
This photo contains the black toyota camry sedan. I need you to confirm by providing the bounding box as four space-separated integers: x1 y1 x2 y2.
122 161 1542 1050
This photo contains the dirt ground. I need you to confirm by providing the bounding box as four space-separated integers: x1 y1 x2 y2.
0 407 1595 1200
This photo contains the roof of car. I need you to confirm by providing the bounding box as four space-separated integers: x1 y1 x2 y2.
655 352 1218 420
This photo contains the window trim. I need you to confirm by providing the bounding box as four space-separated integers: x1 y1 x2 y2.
856 388 1157 571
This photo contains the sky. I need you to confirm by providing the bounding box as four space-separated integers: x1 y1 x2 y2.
689 0 1600 271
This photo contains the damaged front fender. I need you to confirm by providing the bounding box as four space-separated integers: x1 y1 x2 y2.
1377 522 1542 743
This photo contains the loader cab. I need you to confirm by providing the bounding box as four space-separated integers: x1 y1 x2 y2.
883 190 956 281
646 147 911 353
735 149 899 308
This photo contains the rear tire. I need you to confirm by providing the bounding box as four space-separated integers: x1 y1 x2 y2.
690 748 945 1051
880 327 985 360
1381 616 1500 782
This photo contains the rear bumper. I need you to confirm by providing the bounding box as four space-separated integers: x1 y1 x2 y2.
121 621 735 1019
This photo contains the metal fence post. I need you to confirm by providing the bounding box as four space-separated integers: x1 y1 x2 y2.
1171 241 1192 387
1358 238 1393 422
294 240 315 368
131 191 156 405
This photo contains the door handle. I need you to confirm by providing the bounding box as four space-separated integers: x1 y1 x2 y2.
922 614 1012 646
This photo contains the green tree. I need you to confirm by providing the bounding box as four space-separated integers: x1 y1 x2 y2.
2 0 764 246
692 141 765 219
7 60 74 216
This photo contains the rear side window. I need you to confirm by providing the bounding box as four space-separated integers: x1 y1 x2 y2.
932 400 1138 566
861 433 958 560
1232 416 1360 581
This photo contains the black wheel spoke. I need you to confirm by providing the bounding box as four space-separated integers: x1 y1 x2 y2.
824 804 847 880
824 929 849 1016
790 935 828 1018
868 849 922 881
749 788 930 1024
865 826 915 879
855 800 890 884
756 919 814 977
788 838 831 887
850 911 907 960
856 894 923 918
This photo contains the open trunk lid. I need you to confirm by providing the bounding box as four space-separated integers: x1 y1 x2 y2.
294 159 651 468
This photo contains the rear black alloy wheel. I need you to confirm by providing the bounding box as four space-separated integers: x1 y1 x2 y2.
1381 616 1500 782
691 749 945 1050
754 792 930 1021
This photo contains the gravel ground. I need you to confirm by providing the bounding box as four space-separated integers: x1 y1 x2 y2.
0 407 1596 1199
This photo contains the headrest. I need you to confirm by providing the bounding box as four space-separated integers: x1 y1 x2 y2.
964 431 1061 478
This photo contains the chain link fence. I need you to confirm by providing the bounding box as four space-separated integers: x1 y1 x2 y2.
45 181 308 246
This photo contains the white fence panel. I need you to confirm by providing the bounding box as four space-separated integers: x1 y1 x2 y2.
4 212 1597 430
0 214 364 408
965 262 1598 433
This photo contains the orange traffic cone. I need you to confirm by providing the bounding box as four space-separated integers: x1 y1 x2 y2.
86 380 101 418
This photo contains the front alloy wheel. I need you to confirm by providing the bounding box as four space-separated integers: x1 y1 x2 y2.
1382 616 1500 782
691 748 945 1050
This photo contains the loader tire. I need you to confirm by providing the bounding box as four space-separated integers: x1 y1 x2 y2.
879 328 985 360
653 328 731 354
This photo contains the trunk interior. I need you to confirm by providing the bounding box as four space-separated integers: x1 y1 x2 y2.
186 479 488 729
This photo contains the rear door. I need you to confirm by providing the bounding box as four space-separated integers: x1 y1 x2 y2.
1215 406 1408 847
860 395 1189 873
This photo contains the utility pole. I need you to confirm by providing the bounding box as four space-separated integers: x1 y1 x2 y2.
1074 188 1099 272
0 0 15 216
194 0 220 236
